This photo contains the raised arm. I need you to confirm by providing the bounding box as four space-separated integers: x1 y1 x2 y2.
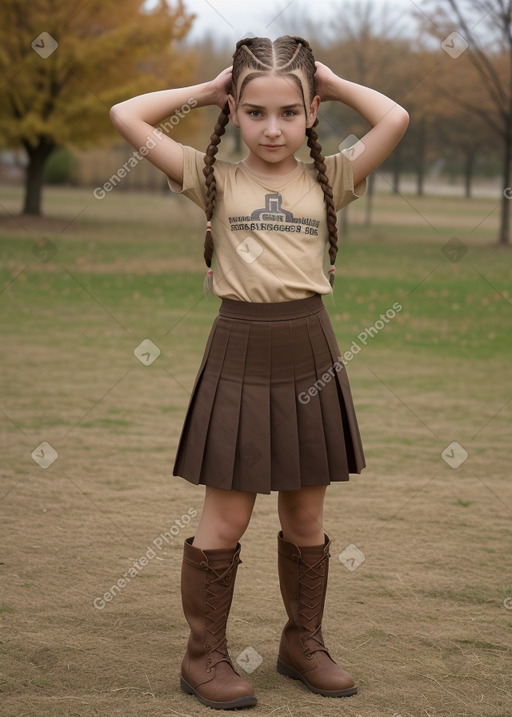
109 67 233 185
314 62 409 187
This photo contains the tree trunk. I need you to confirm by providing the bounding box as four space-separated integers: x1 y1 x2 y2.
416 120 426 196
499 133 511 246
340 205 349 238
392 143 402 195
464 148 475 199
365 172 375 226
416 162 424 196
22 138 55 215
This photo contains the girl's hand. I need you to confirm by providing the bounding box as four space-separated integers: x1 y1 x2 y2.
208 66 234 108
314 62 339 102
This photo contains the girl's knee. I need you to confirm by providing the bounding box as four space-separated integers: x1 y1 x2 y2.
278 488 326 545
282 521 324 546
199 489 255 544
215 513 251 544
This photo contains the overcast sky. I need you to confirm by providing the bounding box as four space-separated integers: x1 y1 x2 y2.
179 0 418 43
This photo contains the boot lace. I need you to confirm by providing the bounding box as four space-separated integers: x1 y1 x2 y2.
201 559 240 671
296 552 330 658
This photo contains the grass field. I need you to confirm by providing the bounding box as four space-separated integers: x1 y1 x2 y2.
1 181 511 717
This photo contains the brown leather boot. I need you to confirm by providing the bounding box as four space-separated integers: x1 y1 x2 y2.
276 531 357 697
180 537 257 710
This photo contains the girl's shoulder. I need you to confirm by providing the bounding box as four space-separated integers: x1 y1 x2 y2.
183 145 237 172
303 152 367 208
303 151 351 174
168 144 242 208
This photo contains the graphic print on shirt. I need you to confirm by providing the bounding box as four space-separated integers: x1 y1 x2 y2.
228 193 320 236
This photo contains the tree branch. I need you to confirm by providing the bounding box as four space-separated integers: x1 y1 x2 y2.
446 0 508 108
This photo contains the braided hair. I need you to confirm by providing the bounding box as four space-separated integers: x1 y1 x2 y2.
203 36 339 286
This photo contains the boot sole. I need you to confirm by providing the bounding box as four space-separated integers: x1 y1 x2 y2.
180 675 257 710
276 656 358 698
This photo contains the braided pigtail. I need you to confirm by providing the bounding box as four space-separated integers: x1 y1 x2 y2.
202 102 230 292
201 36 273 288
306 120 339 287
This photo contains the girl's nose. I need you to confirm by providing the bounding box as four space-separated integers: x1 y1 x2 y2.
264 118 281 137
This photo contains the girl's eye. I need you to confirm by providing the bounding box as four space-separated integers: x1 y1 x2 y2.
283 110 296 117
248 110 262 118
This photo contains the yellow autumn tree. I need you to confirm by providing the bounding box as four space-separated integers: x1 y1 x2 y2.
0 0 195 215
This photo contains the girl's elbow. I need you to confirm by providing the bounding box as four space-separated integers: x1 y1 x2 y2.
390 106 409 142
110 103 133 132
109 104 123 127
398 106 410 132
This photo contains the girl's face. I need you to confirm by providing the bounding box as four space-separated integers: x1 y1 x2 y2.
228 71 320 175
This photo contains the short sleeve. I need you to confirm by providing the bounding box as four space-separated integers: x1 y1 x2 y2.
166 145 208 210
325 153 367 212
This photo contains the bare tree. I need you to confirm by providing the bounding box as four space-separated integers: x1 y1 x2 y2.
418 0 512 245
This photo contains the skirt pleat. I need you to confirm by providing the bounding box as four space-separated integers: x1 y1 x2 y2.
304 313 348 483
268 321 301 491
173 294 365 494
317 309 366 474
291 316 332 487
200 320 248 490
173 316 226 482
232 321 272 493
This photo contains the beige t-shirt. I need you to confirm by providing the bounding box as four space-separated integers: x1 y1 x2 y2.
168 146 366 302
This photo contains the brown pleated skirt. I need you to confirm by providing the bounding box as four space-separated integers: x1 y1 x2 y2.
173 294 365 494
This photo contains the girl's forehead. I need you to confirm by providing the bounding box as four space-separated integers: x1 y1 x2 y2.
236 71 308 102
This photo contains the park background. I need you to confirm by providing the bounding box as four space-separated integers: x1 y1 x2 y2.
1 1 511 716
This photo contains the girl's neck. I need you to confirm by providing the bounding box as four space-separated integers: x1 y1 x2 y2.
241 154 299 180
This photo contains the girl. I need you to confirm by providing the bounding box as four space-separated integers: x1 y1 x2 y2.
111 35 408 710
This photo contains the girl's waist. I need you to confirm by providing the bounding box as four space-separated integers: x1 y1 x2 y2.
218 294 324 321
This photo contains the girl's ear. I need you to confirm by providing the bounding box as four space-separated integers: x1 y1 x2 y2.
306 94 321 128
227 94 240 127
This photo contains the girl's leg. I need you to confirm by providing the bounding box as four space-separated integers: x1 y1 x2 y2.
277 485 327 546
180 486 258 708
193 486 257 550
276 484 357 697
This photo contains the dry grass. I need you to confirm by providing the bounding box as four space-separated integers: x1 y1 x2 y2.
1 184 511 717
